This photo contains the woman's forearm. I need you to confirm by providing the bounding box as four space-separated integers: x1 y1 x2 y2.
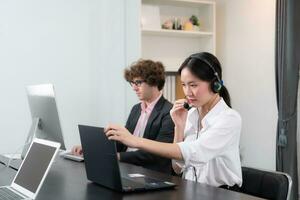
173 126 185 143
136 138 183 160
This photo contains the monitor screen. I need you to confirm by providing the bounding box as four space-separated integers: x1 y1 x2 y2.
14 142 56 193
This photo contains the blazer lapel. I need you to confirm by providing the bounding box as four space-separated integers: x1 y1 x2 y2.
128 105 141 134
143 96 165 138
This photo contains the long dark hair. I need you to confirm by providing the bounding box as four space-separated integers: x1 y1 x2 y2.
178 52 231 108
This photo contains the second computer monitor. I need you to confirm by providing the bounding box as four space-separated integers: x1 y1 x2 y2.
21 84 66 158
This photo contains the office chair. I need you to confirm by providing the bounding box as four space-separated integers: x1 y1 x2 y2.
240 167 292 200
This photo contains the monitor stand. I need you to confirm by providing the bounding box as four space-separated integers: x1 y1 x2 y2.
21 117 41 159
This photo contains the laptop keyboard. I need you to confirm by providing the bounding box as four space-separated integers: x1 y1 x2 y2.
122 177 145 188
0 187 24 200
140 177 163 183
122 176 167 188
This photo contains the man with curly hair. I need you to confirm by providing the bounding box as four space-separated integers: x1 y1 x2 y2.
72 59 174 174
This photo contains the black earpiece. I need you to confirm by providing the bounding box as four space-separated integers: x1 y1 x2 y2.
183 102 192 110
212 78 223 93
189 54 223 93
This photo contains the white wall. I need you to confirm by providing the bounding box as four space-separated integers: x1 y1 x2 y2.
0 0 135 154
215 0 277 170
124 0 140 115
0 0 278 171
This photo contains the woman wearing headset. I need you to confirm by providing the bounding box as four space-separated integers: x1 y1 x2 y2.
105 52 242 190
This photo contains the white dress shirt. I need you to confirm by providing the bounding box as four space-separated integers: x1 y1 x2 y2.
175 98 242 187
126 93 162 152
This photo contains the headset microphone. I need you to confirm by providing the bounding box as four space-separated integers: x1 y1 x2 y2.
183 102 192 110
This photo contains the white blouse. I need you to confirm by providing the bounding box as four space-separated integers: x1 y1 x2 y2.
175 98 242 187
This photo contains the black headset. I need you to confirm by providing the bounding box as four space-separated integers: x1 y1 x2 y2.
188 53 223 93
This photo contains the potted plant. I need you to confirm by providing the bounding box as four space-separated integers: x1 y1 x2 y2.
189 15 200 31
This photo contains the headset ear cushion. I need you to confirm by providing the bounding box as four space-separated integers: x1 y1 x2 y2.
213 81 222 93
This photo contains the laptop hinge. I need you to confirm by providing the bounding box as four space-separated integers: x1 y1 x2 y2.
9 187 30 199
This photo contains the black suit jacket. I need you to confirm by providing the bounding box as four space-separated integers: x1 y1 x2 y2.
117 96 174 174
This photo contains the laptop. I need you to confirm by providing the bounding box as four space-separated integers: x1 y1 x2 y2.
78 125 176 192
0 138 61 199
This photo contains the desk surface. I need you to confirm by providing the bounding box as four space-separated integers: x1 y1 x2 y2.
0 155 264 200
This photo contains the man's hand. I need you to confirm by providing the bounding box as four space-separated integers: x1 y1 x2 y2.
71 145 83 156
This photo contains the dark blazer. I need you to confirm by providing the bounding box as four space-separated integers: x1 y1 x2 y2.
117 95 174 174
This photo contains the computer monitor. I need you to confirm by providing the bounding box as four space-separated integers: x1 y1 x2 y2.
21 84 66 159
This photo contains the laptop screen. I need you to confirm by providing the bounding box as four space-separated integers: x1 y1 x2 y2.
14 142 57 193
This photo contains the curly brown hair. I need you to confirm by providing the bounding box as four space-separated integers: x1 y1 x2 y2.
124 59 165 90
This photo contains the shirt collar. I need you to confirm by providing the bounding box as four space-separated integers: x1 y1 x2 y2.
189 98 229 128
141 93 162 113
